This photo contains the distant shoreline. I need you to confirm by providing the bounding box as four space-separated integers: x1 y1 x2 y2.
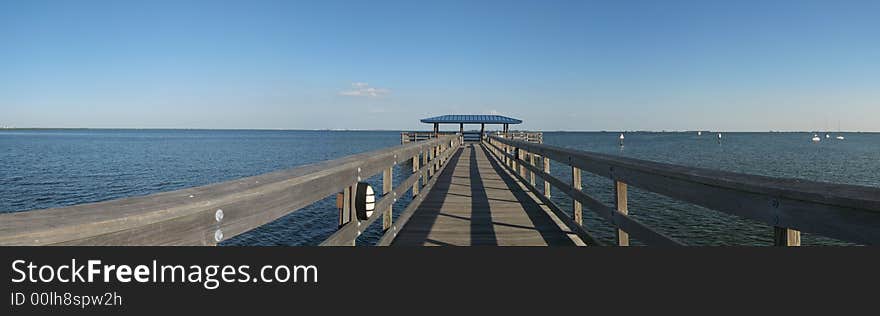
0 128 875 133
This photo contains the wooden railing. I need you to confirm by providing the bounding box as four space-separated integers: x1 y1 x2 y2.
401 131 459 143
486 135 880 246
403 131 543 144
490 131 543 143
0 135 461 246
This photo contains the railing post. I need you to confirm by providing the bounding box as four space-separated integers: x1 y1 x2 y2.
774 227 801 246
572 167 582 226
335 183 356 246
543 157 551 198
423 148 429 181
529 152 536 186
433 145 439 172
383 167 393 231
428 146 435 178
412 154 420 196
338 185 352 229
615 181 629 246
519 149 527 178
512 147 519 171
508 146 513 168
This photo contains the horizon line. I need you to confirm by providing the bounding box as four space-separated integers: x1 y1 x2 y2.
0 127 875 133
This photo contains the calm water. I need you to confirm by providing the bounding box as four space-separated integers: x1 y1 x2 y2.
1 130 877 246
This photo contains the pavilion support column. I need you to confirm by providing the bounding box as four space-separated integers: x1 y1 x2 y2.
480 123 485 140
459 123 463 135
433 123 439 137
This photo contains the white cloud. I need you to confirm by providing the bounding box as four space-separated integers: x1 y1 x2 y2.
339 82 390 97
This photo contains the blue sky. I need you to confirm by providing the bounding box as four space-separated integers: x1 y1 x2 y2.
1 0 878 131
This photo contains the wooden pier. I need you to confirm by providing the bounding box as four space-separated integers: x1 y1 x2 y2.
391 144 586 246
1 115 879 246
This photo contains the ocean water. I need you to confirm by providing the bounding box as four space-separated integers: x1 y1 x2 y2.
542 132 880 246
1 129 877 246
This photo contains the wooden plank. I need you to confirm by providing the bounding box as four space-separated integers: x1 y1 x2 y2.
490 136 880 245
774 227 801 246
391 144 585 246
323 137 461 246
615 181 629 246
529 152 536 186
383 167 393 231
412 154 420 196
378 142 461 245
340 185 352 228
573 167 582 226
543 156 551 198
422 148 428 184
484 143 601 246
486 140 683 246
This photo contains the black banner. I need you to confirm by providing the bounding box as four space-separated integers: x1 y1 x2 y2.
3 247 877 314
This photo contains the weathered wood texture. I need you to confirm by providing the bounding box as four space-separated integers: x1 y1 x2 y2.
489 136 880 245
391 144 585 246
489 131 543 143
0 136 459 246
615 181 629 246
485 139 682 246
400 131 459 144
774 227 801 246
322 138 461 246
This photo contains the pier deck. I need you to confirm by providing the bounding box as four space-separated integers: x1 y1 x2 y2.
392 144 585 246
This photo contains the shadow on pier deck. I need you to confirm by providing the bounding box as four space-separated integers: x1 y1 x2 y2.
392 144 584 246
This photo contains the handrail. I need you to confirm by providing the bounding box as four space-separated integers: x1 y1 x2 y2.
321 137 460 246
484 139 682 246
487 135 880 245
489 131 543 143
0 135 460 246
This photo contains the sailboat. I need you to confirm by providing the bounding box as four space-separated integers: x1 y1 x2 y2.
835 121 845 140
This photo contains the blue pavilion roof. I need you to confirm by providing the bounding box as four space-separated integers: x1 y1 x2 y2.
420 115 522 124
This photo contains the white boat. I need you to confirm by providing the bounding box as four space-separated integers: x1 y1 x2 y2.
697 131 702 136
618 133 624 146
835 121 845 140
825 133 830 139
811 134 821 143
